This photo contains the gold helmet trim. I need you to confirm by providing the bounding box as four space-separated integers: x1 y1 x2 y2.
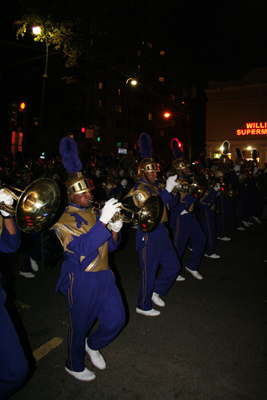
138 158 160 176
65 172 95 195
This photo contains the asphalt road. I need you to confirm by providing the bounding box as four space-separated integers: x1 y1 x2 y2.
6 219 267 400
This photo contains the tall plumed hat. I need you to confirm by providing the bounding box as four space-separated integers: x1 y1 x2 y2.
170 138 190 173
137 133 160 176
220 141 230 164
60 136 94 195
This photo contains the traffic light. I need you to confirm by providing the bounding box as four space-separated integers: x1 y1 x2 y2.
17 102 27 128
9 102 17 128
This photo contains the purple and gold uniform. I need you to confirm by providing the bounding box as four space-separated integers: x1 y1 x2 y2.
53 203 126 372
131 178 181 311
0 218 28 400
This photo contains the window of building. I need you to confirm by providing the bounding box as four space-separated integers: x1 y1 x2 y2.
137 65 141 71
159 76 165 83
137 50 141 57
160 103 165 110
116 104 122 113
159 50 165 56
171 94 176 101
147 41 152 48
117 88 121 96
99 98 105 108
148 112 153 121
160 130 165 136
99 81 104 90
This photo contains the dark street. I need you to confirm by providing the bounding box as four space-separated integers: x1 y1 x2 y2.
7 219 267 400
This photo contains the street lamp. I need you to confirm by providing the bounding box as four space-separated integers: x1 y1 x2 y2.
32 26 49 155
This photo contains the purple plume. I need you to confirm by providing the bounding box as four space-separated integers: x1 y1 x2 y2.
139 133 152 158
59 137 82 173
170 138 183 159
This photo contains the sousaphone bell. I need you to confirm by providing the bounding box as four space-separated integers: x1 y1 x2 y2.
0 178 61 233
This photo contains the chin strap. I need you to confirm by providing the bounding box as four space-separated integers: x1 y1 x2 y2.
144 172 152 185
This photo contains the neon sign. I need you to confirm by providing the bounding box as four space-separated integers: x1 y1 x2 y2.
236 122 267 135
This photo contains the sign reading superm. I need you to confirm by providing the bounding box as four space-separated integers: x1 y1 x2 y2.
236 122 267 135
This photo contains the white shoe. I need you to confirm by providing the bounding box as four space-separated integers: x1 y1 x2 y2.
65 366 96 381
204 253 220 259
176 275 185 281
136 307 161 317
237 227 245 231
19 271 35 278
217 236 231 241
30 257 39 272
242 221 249 227
252 216 261 223
247 222 254 225
185 267 203 280
85 341 106 370
151 292 165 307
187 247 193 251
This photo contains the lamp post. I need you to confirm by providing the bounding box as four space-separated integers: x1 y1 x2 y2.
121 78 137 148
32 26 49 156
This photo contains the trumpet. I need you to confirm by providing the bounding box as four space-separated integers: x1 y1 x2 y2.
89 195 163 233
0 178 61 233
156 173 207 199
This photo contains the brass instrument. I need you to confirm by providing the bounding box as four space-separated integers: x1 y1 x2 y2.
157 172 207 199
90 195 163 233
0 178 61 233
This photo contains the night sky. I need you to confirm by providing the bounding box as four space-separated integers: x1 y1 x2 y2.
1 0 267 84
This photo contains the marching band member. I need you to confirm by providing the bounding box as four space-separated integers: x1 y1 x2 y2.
53 137 126 382
169 139 206 279
198 154 221 259
0 190 28 399
125 133 182 317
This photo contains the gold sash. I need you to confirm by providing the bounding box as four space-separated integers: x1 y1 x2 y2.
53 206 109 272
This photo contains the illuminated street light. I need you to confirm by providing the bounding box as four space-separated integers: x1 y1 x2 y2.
126 78 137 86
32 26 41 35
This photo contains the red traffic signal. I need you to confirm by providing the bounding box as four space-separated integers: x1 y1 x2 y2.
18 102 26 111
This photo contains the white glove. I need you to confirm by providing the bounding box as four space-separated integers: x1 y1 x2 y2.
119 169 125 177
109 220 123 232
99 198 122 224
95 169 102 177
0 189 14 206
253 167 258 176
165 175 177 193
121 179 128 189
233 165 240 173
214 183 220 191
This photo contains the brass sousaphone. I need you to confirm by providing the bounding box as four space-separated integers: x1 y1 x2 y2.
0 178 61 233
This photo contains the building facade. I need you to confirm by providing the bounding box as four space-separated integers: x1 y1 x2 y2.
205 68 267 168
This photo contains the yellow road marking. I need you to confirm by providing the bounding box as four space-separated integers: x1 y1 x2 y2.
33 337 63 361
